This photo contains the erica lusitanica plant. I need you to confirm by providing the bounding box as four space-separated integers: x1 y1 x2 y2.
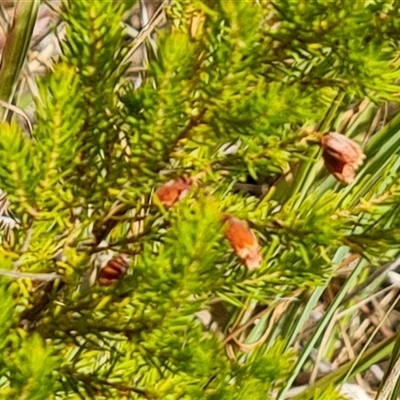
0 1 400 399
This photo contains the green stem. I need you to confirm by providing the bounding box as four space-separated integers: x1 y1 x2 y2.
0 0 40 120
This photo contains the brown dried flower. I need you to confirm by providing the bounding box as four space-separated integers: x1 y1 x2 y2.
155 177 193 208
223 215 262 270
98 255 129 286
320 132 365 184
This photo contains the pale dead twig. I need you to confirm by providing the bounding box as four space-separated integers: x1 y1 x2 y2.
122 0 169 64
309 309 338 384
0 267 63 281
0 2 11 30
371 296 388 321
224 302 269 345
101 202 129 226
362 104 381 147
335 321 372 366
352 320 372 346
19 224 33 254
340 292 400 386
336 326 379 370
341 257 400 305
379 288 399 308
225 297 251 342
139 0 149 64
231 300 292 351
337 284 397 319
338 322 365 388
224 289 302 346
333 286 396 367
23 65 40 98
359 303 394 338
226 343 236 361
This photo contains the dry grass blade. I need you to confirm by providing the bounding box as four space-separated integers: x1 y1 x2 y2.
376 327 400 400
123 0 169 64
0 99 32 136
376 357 400 400
0 268 62 281
374 355 400 400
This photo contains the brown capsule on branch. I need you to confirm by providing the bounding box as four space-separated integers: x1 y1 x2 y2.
98 255 129 286
223 215 262 270
155 176 193 208
320 132 365 184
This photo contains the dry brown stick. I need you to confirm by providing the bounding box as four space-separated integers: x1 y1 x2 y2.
309 309 338 384
338 322 364 388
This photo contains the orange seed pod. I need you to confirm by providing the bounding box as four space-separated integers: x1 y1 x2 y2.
223 215 262 270
320 132 365 184
155 177 193 208
98 255 129 286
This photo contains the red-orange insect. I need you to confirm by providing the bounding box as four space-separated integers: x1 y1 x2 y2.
223 215 262 270
98 255 129 286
